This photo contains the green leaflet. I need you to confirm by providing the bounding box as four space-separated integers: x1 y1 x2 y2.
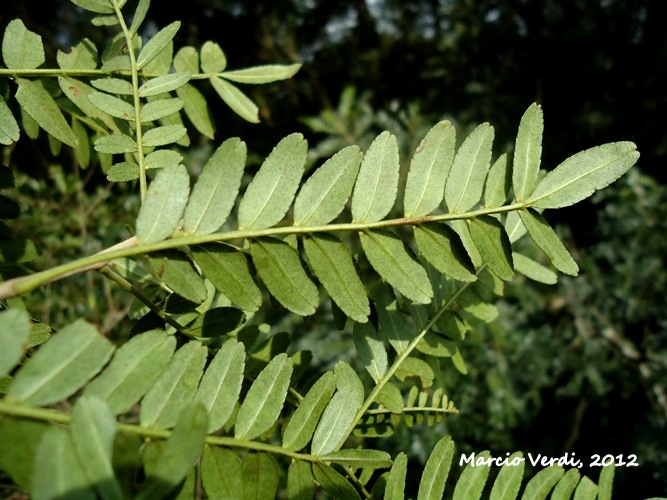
221 64 302 84
287 461 314 500
176 83 215 139
518 208 579 276
303 234 369 322
468 216 514 281
183 307 246 339
8 319 114 406
201 447 242 499
2 20 45 70
0 238 37 264
210 76 259 123
484 153 510 208
453 450 491 500
373 284 415 354
72 120 90 168
184 137 246 235
15 79 78 147
136 403 208 500
293 145 362 226
70 0 114 14
353 322 387 383
598 465 615 500
251 237 319 316
129 0 151 36
312 463 361 500
0 309 30 378
107 162 139 182
573 476 598 499
376 382 404 413
526 142 639 209
70 396 124 500
136 21 180 69
404 120 456 217
394 357 434 388
59 77 118 132
321 449 392 469
335 360 365 407
94 133 137 154
195 339 245 432
191 243 262 312
351 131 400 223
360 229 433 304
139 340 207 429
414 224 476 282
417 436 455 500
32 426 95 500
89 91 135 120
0 418 49 490
143 38 174 75
513 252 558 284
513 103 543 201
142 124 187 147
145 149 182 170
521 466 565 499
201 41 227 73
140 98 183 122
282 371 336 451
174 46 199 74
136 164 190 244
148 250 207 304
0 95 20 145
551 469 580 500
238 133 307 230
444 123 494 213
235 353 293 440
240 453 281 500
385 452 408 500
138 72 191 97
244 331 290 379
311 391 358 455
490 452 525 500
57 39 97 70
84 330 176 414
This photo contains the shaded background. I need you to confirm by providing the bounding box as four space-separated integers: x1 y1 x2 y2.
2 0 666 497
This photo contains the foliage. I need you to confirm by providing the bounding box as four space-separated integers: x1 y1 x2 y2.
0 0 656 498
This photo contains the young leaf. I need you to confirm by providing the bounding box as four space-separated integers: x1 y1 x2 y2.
32 426 95 499
518 208 578 276
142 124 187 147
8 319 114 406
526 142 639 208
513 252 558 284
551 468 580 500
195 339 245 432
0 96 20 145
521 466 564 499
385 452 408 500
136 164 190 244
360 229 433 304
221 64 302 84
94 133 137 154
138 72 191 97
287 461 314 500
293 145 363 226
321 449 392 469
445 123 494 212
136 21 181 69
235 353 293 440
353 322 387 383
484 153 510 208
184 137 246 234
468 216 514 281
303 234 370 323
139 340 207 429
414 224 477 282
191 243 262 312
404 120 456 217
89 91 135 120
136 404 208 500
201 41 227 73
312 463 361 500
250 237 319 316
140 98 183 122
311 391 358 455
210 76 259 123
513 103 543 201
453 450 491 500
70 396 124 500
201 446 242 499
240 454 281 500
238 133 307 230
149 251 207 304
2 19 45 70
176 83 215 139
15 79 78 147
351 131 400 223
0 309 30 378
282 371 336 451
84 330 176 414
417 436 455 500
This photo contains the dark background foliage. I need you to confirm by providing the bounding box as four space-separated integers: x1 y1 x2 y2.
1 0 666 497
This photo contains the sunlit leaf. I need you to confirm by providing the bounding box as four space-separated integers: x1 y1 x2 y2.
321 449 392 469
414 224 476 282
136 21 180 69
417 436 454 500
138 72 191 97
221 64 301 83
513 252 557 284
468 216 514 281
513 103 543 201
385 452 408 500
200 41 227 73
521 466 564 499
210 77 258 123
334 361 365 408
489 452 525 500
0 96 20 145
89 91 135 120
2 19 45 70
129 0 151 36
484 153 510 208
176 83 215 139
174 46 199 74
140 98 183 122
551 468 580 500
142 124 187 147
57 38 97 70
70 0 114 14
598 465 615 500
453 450 491 500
